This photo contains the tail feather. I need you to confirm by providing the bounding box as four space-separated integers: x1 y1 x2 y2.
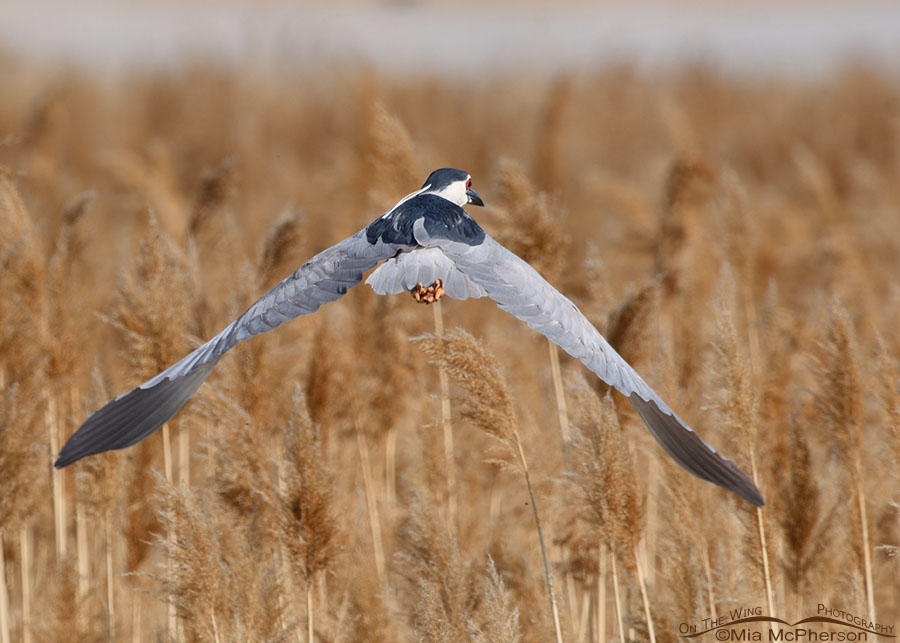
54 360 217 467
366 247 486 300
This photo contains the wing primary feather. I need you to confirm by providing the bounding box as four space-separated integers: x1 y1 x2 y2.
629 395 764 506
54 361 217 467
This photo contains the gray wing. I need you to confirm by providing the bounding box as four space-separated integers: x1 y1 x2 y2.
56 229 397 467
418 226 763 506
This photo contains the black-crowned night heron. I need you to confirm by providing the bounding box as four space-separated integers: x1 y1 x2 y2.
56 168 763 507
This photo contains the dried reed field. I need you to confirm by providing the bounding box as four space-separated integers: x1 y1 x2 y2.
1 56 899 642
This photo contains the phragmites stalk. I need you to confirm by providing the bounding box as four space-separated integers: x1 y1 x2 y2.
47 193 97 625
710 270 757 468
603 273 663 585
73 367 125 639
534 75 573 193
0 375 46 538
38 552 82 643
398 496 471 642
155 477 226 643
46 190 92 383
605 275 662 390
816 304 875 624
568 375 652 641
109 214 201 380
410 328 563 643
411 329 517 460
278 389 341 579
205 391 274 525
399 501 519 643
468 557 521 643
0 169 45 384
257 209 307 290
491 160 574 451
656 156 717 391
155 474 289 642
355 292 422 438
0 173 45 507
108 215 205 639
779 413 826 619
277 387 342 642
717 172 754 296
657 455 710 624
188 156 237 240
711 268 774 616
100 140 188 244
0 172 50 643
361 101 420 204
817 308 865 461
656 156 715 298
188 157 243 314
491 159 568 284
569 377 642 560
876 336 900 476
305 319 359 430
107 214 203 573
756 284 794 488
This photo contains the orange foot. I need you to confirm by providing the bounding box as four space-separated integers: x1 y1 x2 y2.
410 279 445 304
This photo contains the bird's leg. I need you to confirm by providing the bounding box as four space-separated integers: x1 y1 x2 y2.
410 279 444 304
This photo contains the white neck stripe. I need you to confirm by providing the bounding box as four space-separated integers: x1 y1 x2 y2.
380 184 431 219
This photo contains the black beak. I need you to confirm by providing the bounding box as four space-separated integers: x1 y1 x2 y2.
466 188 484 207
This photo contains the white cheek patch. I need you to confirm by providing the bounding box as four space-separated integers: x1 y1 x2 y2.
431 181 468 206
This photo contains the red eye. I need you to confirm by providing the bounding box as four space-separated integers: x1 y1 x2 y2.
466 179 472 189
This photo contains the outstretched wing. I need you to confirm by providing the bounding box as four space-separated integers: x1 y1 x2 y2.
416 224 763 506
56 229 398 467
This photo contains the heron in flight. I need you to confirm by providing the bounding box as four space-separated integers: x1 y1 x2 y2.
56 168 764 507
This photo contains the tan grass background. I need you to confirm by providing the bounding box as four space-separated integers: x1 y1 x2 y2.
1 54 899 641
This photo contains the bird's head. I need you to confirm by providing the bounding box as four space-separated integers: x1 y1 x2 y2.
421 168 484 208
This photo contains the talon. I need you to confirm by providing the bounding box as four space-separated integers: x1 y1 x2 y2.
411 282 425 302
